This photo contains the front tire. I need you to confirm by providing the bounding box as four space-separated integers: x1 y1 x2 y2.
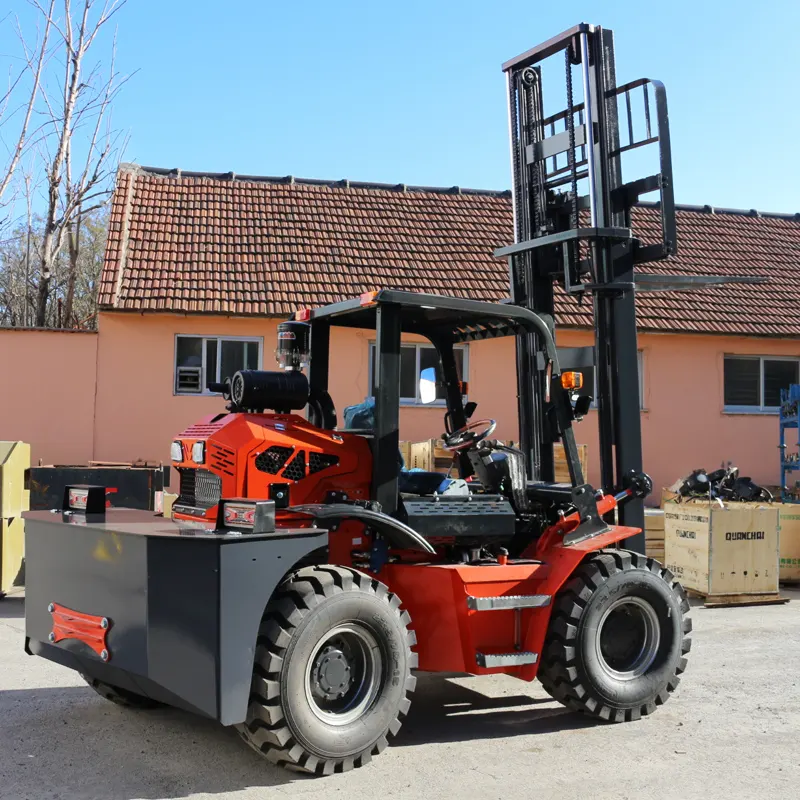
238 565 417 775
538 549 691 722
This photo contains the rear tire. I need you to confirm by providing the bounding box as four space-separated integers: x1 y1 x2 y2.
237 565 417 775
81 675 162 709
537 549 691 722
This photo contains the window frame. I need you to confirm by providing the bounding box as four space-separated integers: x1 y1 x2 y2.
367 341 469 406
723 354 800 414
174 334 264 396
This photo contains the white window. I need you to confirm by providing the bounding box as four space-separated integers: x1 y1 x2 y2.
368 342 468 405
577 351 645 409
724 355 800 412
174 335 263 395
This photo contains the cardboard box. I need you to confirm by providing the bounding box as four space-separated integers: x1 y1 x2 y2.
664 499 779 599
778 504 800 582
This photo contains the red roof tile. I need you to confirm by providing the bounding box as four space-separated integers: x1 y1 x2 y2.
99 165 800 337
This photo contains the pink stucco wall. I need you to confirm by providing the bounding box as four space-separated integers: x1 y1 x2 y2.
3 313 798 500
0 329 98 466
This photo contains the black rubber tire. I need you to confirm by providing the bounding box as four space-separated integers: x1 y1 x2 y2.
237 565 417 776
538 549 691 722
81 675 162 709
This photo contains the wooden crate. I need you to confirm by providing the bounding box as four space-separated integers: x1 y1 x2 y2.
778 504 800 583
399 441 412 470
664 499 782 606
0 441 30 518
553 443 588 484
645 508 665 561
409 439 459 476
408 440 588 484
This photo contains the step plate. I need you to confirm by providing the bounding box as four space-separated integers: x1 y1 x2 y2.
476 651 538 668
466 594 551 611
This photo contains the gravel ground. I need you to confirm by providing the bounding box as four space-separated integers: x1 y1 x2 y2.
1 588 799 800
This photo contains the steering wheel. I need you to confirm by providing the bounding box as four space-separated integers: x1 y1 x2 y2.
441 418 497 452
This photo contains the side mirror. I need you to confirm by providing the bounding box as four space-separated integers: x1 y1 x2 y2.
573 394 593 417
419 367 437 404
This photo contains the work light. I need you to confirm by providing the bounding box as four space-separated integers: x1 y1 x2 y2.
191 441 205 464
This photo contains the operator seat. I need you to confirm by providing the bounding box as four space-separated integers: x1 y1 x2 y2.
341 398 448 496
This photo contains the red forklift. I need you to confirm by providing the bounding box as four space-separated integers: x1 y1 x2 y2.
25 24 694 775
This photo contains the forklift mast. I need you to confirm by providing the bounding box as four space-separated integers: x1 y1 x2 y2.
498 23 677 547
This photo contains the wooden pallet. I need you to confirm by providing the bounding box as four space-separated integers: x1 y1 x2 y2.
685 588 789 608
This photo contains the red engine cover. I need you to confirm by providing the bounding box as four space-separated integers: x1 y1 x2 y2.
171 413 372 522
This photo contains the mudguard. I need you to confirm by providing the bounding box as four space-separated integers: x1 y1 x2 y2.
24 508 328 725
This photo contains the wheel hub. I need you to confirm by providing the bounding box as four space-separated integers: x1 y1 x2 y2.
596 596 661 680
304 623 384 726
312 646 352 700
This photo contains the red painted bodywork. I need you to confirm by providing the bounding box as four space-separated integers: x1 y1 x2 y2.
381 524 640 681
171 412 373 528
49 602 110 660
171 409 642 681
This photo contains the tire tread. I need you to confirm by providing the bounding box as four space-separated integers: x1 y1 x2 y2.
237 565 415 775
538 549 691 723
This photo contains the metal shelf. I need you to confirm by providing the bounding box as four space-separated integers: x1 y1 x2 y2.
779 385 800 503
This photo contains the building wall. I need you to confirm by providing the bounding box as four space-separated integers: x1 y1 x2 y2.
0 329 98 466
4 313 799 501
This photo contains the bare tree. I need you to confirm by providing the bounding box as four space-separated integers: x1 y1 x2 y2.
0 204 107 328
0 2 54 222
33 0 128 326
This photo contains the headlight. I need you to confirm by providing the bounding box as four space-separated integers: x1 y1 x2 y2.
170 441 183 462
191 441 205 464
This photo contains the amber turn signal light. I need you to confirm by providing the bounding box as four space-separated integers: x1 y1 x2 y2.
560 371 583 390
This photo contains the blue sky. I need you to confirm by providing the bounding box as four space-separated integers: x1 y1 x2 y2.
4 0 799 212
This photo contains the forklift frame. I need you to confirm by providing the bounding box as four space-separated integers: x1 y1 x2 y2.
298 288 595 523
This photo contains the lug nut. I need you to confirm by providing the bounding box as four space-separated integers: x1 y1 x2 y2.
48 632 55 642
47 603 55 613
100 649 109 661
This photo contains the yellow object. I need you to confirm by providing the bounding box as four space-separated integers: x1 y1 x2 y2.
778 505 800 582
560 371 584 390
1 517 24 596
0 441 31 518
163 492 178 519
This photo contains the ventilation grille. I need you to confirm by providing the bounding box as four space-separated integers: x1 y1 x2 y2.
178 419 227 437
209 443 236 477
178 468 222 509
282 451 306 481
255 446 293 474
308 452 340 475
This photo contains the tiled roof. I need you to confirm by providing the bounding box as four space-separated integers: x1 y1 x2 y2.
100 164 800 337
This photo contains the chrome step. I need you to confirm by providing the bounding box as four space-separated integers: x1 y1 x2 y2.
466 594 551 611
476 651 538 668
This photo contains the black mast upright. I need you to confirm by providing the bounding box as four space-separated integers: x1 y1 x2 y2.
499 24 679 552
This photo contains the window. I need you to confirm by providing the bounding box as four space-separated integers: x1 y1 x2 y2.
175 335 262 394
724 356 799 411
368 343 468 404
577 351 645 409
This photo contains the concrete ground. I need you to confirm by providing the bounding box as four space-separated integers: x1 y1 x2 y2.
1 589 799 800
